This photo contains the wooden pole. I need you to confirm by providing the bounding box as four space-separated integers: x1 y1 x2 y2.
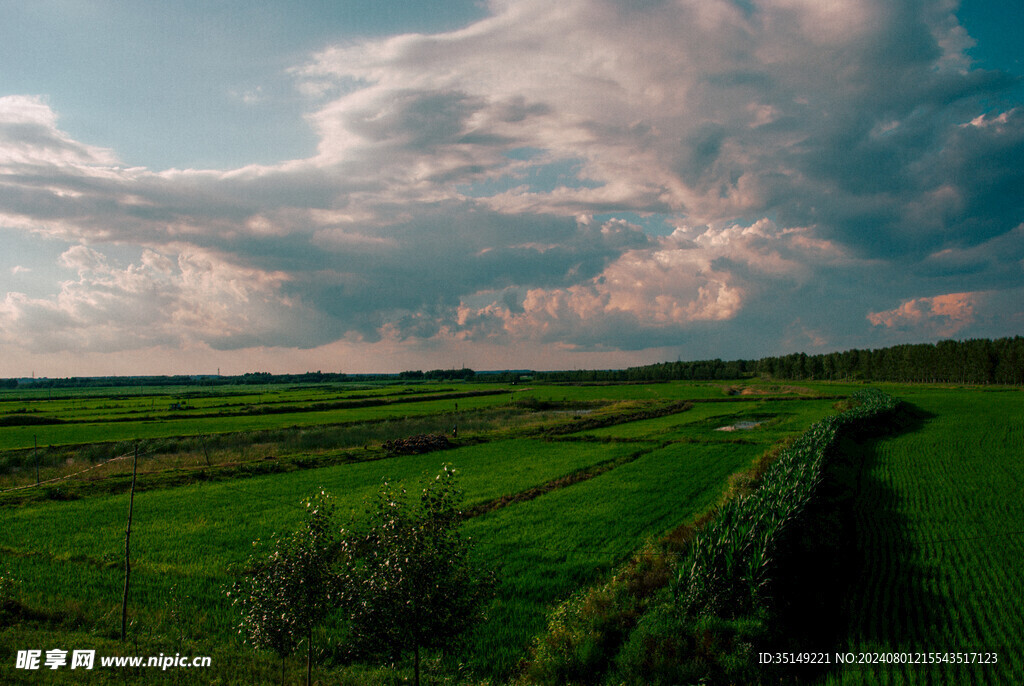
121 444 139 641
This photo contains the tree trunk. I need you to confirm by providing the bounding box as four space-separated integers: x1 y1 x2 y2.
120 445 139 641
306 627 312 686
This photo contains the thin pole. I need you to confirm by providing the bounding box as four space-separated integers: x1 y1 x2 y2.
121 444 139 641
34 435 39 485
306 626 312 686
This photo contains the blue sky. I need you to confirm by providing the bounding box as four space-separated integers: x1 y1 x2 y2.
1 0 1022 375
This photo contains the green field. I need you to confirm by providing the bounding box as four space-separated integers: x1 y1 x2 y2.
819 387 1024 685
0 379 1020 684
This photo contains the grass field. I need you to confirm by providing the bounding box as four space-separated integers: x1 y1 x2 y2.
0 379 1019 684
818 387 1024 685
463 439 770 679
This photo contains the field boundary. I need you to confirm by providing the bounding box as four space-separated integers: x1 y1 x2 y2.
463 442 667 519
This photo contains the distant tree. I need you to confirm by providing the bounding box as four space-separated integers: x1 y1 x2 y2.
338 466 494 686
229 491 340 686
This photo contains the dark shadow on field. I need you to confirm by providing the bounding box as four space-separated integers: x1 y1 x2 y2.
764 401 942 684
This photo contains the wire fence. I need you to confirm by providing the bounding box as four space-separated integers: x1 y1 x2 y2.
0 448 143 493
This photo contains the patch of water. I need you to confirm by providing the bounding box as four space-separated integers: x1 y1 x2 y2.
715 420 762 432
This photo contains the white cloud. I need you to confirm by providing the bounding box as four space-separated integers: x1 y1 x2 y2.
868 291 982 337
0 245 313 353
0 95 118 168
0 0 1021 364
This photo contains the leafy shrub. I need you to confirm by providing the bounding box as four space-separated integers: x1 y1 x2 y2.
229 491 341 685
0 567 21 620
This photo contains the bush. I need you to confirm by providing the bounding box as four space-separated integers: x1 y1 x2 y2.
381 433 453 455
338 465 494 686
0 567 20 618
229 491 341 686
614 605 767 685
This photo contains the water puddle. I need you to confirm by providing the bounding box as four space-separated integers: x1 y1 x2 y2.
715 420 762 432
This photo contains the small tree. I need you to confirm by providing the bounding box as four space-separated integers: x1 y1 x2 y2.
229 491 340 686
340 465 494 686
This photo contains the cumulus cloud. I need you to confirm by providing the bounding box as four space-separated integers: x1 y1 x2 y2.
297 0 1022 250
0 0 1022 364
0 95 118 167
867 291 981 336
451 217 864 350
0 245 315 353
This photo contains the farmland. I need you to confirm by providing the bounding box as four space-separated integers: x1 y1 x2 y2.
818 387 1024 685
0 379 1021 684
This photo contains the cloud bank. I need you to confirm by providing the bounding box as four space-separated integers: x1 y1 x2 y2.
1 0 1022 372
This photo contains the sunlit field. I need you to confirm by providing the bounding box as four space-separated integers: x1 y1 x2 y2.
0 379 1020 684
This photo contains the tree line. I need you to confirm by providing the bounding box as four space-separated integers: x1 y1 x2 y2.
536 336 1024 385
756 336 1024 384
6 369 481 389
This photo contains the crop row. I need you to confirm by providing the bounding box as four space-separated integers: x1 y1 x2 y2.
674 390 899 617
824 389 1024 685
581 390 900 684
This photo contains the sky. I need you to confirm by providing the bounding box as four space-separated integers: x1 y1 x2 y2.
1 0 1022 376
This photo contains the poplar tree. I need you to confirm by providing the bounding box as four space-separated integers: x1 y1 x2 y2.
229 491 340 686
339 465 494 686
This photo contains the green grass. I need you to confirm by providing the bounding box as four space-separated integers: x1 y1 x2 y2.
0 439 647 641
461 439 778 680
0 392 513 451
574 398 839 442
518 380 824 404
0 384 443 423
822 388 1024 685
0 380 829 452
9 380 1015 684
573 402 749 439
